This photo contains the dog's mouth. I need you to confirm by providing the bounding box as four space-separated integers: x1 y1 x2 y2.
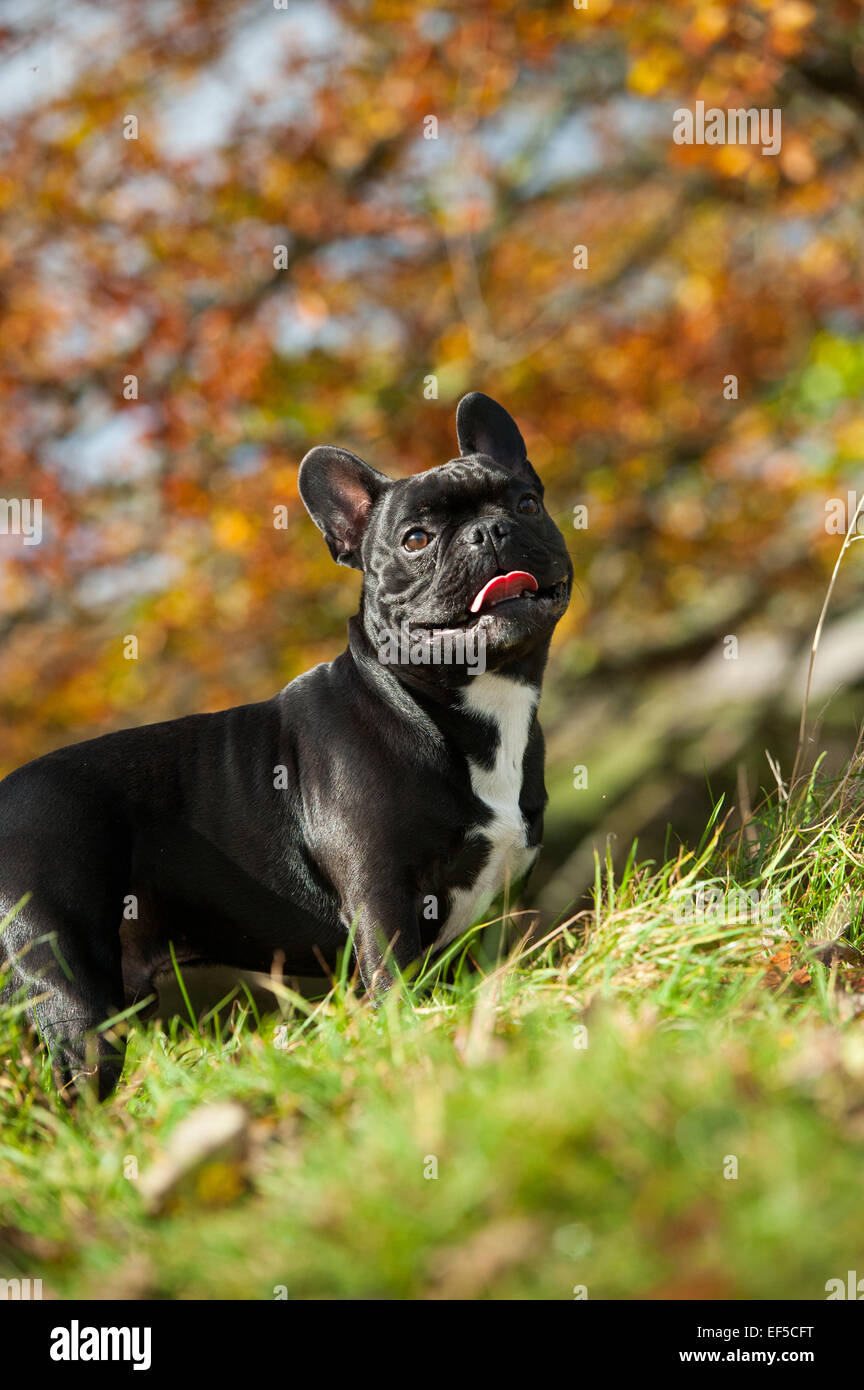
416 572 569 632
470 570 538 613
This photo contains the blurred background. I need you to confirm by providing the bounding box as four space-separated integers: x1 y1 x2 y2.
2 0 864 917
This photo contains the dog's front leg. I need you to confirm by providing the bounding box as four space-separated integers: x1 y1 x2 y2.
347 888 421 998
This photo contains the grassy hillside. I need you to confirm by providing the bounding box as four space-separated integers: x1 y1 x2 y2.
3 761 864 1301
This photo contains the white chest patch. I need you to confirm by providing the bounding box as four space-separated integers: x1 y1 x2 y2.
433 673 540 950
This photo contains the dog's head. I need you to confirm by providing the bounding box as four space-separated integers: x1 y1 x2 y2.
298 393 572 678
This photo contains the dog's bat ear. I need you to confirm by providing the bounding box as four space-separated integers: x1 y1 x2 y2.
456 392 543 488
298 446 392 569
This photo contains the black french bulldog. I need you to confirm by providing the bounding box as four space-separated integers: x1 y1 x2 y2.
0 393 572 1097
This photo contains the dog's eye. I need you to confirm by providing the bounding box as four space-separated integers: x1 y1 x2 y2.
403 527 430 552
517 494 541 516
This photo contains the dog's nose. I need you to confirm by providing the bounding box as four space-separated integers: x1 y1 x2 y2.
467 521 511 545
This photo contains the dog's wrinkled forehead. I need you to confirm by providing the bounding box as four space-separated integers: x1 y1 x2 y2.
298 392 544 570
377 456 520 528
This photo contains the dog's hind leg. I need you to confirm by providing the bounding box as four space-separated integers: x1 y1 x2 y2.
0 768 131 1100
1 881 128 1100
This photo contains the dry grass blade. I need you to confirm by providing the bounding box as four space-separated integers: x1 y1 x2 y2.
791 491 864 794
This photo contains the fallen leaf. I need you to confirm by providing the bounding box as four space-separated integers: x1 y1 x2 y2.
806 940 864 968
138 1101 250 1215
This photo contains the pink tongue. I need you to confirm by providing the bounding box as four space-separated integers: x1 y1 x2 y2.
470 570 539 614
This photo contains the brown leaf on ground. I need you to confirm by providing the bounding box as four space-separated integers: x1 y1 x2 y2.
761 943 799 990
807 940 864 968
138 1101 250 1215
761 938 864 991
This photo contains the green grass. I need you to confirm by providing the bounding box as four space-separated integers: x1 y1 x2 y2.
3 761 864 1300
